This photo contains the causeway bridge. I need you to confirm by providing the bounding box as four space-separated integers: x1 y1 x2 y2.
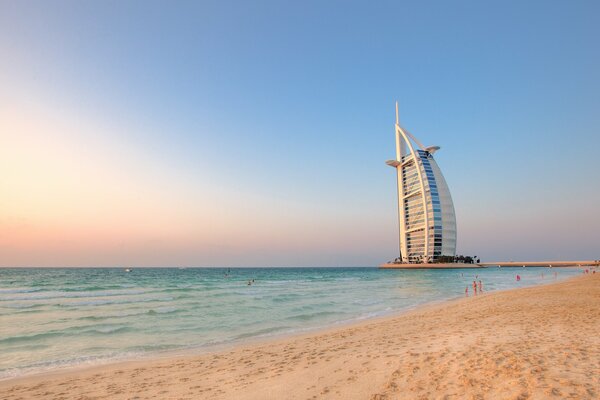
478 260 599 268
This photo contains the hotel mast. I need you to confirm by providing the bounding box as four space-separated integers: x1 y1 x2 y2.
386 103 457 263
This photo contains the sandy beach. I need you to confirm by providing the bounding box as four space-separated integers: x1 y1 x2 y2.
1 273 598 399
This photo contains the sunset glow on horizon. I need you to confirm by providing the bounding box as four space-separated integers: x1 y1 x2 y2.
1 1 599 266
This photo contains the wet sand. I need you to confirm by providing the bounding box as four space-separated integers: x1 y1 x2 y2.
1 273 598 399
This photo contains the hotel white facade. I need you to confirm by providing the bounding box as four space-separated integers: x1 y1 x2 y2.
386 104 456 263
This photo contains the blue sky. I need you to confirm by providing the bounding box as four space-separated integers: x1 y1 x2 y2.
1 0 599 266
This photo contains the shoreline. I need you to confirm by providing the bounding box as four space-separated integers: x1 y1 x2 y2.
0 269 578 383
2 273 598 399
0 279 473 383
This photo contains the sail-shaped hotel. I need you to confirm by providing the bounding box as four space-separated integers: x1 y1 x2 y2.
386 104 456 264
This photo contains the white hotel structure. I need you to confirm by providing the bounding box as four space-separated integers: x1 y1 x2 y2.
386 104 456 263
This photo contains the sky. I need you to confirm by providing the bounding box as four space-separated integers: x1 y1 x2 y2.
1 0 599 267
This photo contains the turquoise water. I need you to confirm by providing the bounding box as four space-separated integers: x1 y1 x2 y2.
0 267 581 379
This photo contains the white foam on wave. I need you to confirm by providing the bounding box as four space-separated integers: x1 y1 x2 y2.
0 350 147 381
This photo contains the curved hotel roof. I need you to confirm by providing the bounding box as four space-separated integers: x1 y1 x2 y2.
386 103 456 263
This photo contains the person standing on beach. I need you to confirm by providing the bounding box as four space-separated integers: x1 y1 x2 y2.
478 280 483 292
472 280 477 295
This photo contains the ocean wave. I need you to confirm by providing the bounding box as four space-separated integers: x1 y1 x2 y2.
61 285 134 292
233 325 291 340
285 310 341 322
147 307 180 315
0 303 45 310
85 326 133 335
59 296 173 307
158 287 196 293
77 310 144 321
1 343 49 354
270 293 302 303
77 306 183 322
0 324 136 346
0 289 149 302
3 308 45 315
0 331 65 346
352 298 383 306
0 287 42 294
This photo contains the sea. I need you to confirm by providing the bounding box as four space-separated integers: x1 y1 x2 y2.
0 266 582 379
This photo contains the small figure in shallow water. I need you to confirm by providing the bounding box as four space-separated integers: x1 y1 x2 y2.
465 286 469 297
478 280 483 292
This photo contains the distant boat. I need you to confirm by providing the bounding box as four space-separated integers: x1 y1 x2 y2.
125 268 132 273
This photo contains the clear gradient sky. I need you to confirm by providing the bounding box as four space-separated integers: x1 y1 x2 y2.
1 1 599 267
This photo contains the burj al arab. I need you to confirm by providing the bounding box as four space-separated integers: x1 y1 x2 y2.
384 103 457 265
